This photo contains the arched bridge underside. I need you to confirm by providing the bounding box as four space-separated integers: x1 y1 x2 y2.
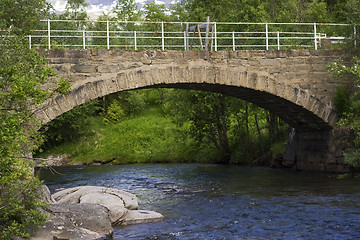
37 49 355 171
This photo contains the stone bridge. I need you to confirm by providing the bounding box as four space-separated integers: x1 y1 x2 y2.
37 49 355 172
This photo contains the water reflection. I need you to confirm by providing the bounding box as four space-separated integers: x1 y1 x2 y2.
38 164 360 239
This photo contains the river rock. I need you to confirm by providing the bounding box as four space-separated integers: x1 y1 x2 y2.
80 192 128 223
52 186 164 225
36 154 71 167
52 186 138 210
120 210 164 225
31 203 113 240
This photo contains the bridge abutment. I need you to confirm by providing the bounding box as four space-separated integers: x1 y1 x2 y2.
283 128 348 172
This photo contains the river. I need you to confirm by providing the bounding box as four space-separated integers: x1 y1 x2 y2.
38 164 360 240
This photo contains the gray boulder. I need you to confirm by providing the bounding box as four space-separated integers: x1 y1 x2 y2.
52 186 164 225
31 203 113 240
120 210 164 225
52 186 138 210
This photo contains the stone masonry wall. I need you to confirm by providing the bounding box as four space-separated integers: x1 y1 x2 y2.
35 49 357 171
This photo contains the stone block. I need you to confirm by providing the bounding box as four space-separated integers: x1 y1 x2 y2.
152 59 174 65
52 64 69 74
265 50 287 59
47 49 66 58
210 51 226 59
48 58 81 64
66 49 90 58
141 58 152 65
259 58 281 66
236 50 251 59
71 64 97 73
98 65 120 73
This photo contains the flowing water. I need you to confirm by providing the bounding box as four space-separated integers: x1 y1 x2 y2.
38 164 360 240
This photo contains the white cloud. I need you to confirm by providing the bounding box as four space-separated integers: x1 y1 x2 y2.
48 0 67 12
155 0 166 5
47 0 173 19
86 1 118 18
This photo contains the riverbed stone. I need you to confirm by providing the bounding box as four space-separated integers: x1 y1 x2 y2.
31 203 113 240
80 192 128 223
120 210 164 225
52 186 138 210
51 186 164 226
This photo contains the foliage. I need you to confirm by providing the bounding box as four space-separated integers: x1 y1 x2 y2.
103 100 126 124
0 159 47 239
329 57 360 169
0 0 51 34
0 34 69 238
113 0 140 21
63 0 88 20
40 100 100 149
164 89 288 164
0 0 71 237
333 85 351 117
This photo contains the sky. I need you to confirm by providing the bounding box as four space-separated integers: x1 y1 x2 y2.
47 0 174 18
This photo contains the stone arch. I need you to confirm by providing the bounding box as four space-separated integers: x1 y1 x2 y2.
36 64 336 130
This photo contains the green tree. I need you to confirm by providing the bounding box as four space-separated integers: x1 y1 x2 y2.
0 1 70 238
0 0 51 34
329 57 360 170
63 0 88 20
113 0 140 21
41 100 100 149
0 35 70 238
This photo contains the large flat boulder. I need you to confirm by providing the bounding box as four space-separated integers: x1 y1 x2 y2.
52 186 164 226
52 186 138 210
121 210 164 225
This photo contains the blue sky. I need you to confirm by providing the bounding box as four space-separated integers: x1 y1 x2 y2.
47 0 174 18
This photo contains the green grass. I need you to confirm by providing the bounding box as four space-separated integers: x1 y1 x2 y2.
37 110 206 165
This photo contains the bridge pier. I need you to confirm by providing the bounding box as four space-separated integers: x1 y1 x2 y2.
283 128 348 172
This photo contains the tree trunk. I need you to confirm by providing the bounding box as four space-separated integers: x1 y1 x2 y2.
245 104 250 146
254 114 265 154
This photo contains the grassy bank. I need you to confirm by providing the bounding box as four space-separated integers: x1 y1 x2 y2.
36 89 290 166
36 109 215 165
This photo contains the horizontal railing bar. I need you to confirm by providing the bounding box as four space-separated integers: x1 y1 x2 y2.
38 19 352 26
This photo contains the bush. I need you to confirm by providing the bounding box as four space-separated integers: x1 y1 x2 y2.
344 149 360 168
103 100 126 124
0 159 47 239
334 85 351 117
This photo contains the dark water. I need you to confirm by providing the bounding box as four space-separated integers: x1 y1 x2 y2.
38 164 360 240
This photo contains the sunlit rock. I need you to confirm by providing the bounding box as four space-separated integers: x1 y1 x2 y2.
52 186 163 225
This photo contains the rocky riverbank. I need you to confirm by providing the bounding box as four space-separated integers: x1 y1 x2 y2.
30 186 163 239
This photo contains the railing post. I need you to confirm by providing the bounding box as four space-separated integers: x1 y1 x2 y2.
83 29 86 49
265 23 269 50
107 21 110 50
232 31 235 51
277 31 280 50
48 19 51 49
29 35 32 49
354 25 357 47
314 22 317 50
185 22 189 51
161 21 165 51
134 31 137 50
205 16 210 51
214 22 217 51
184 31 186 51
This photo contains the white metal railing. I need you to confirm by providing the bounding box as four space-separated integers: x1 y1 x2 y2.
22 19 355 51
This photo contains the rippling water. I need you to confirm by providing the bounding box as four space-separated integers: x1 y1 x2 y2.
38 164 360 240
